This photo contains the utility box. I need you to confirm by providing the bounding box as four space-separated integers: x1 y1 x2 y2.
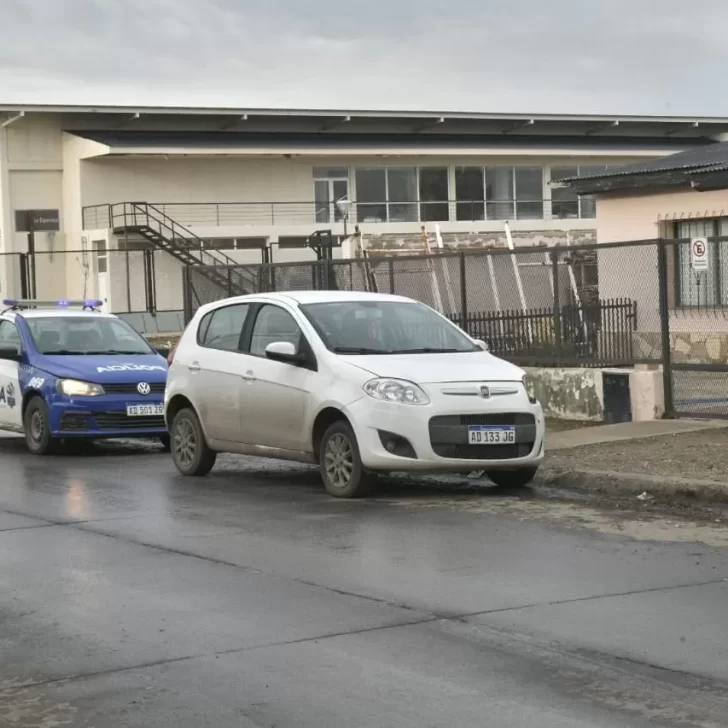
602 371 632 423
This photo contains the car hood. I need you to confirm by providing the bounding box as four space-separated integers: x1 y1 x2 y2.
36 354 168 383
339 351 524 383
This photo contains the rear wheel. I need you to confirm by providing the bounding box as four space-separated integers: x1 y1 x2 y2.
170 408 216 476
319 421 370 498
486 467 538 489
24 397 58 455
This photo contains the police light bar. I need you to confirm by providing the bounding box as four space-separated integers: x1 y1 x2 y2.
2 299 103 309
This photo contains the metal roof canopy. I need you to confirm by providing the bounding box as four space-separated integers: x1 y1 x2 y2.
2 103 728 139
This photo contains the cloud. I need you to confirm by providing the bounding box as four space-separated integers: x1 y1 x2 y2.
0 0 727 114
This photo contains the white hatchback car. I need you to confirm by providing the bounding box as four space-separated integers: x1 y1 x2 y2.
165 291 544 497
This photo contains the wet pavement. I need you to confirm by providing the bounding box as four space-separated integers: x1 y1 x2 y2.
0 436 727 727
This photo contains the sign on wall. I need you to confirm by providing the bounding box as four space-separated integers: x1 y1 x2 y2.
14 209 60 232
690 237 709 272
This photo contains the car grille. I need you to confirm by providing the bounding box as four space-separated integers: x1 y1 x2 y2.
429 413 536 460
103 382 166 395
94 412 166 430
430 443 534 460
59 413 91 432
432 414 536 427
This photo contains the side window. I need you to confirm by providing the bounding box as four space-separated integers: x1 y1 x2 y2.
249 305 303 357
198 304 249 352
0 321 21 350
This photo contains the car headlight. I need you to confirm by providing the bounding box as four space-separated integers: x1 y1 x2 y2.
522 374 538 404
363 378 430 406
56 379 105 397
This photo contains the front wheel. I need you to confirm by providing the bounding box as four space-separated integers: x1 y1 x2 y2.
24 397 58 455
319 421 371 498
486 466 538 489
170 408 216 476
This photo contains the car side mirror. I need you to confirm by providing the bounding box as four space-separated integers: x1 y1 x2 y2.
0 346 21 362
474 339 489 351
265 341 304 365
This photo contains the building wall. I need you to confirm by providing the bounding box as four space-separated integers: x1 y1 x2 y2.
595 188 728 362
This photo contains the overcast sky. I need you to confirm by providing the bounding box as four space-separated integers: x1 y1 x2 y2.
1 0 726 115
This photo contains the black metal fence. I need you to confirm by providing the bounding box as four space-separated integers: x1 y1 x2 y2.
184 244 637 368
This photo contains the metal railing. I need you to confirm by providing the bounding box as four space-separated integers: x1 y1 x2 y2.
83 198 597 230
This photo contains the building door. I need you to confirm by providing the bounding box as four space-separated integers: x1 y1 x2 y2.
93 241 109 311
314 168 349 224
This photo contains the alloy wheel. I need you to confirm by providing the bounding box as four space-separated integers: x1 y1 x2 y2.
174 417 196 468
324 432 354 489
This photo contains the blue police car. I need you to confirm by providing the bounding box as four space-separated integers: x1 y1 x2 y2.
0 299 169 454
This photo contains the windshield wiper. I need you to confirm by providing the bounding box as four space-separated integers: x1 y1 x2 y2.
43 349 88 355
389 347 462 354
333 346 389 355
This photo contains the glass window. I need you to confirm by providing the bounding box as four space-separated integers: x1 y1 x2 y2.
0 321 21 350
249 305 303 357
419 167 449 222
355 168 387 223
199 304 250 352
387 168 418 222
455 167 484 221
313 167 348 179
514 167 543 220
301 300 478 354
551 167 579 219
485 167 515 220
25 317 154 355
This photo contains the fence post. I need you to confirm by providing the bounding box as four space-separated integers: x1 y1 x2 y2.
459 252 468 331
181 266 193 325
388 258 395 294
657 238 675 417
551 248 562 354
19 254 29 299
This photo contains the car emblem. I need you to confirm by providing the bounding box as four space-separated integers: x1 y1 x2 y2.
479 385 491 399
137 382 151 396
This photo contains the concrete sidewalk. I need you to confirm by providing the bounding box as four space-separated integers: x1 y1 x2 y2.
548 418 728 450
542 419 728 502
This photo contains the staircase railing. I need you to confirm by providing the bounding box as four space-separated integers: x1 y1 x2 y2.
109 202 257 292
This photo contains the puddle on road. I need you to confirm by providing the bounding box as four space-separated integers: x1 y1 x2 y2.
389 495 728 548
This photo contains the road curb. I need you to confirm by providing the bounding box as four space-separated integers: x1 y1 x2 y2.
538 466 728 503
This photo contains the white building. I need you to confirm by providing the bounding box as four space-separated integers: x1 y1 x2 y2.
1 103 727 331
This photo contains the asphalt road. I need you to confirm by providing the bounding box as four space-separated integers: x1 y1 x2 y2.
1 436 727 727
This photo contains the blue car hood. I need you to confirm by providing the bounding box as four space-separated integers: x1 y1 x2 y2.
37 354 168 383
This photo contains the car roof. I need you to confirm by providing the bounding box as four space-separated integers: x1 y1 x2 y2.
4 309 117 320
207 290 415 308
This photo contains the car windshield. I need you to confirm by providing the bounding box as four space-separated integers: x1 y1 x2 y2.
300 300 479 355
25 316 155 356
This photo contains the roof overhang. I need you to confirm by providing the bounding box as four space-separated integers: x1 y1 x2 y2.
5 104 728 140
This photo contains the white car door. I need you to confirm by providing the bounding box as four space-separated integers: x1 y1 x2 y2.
239 304 314 452
0 319 24 431
190 302 251 443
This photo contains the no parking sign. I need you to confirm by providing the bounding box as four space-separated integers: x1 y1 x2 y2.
690 237 709 272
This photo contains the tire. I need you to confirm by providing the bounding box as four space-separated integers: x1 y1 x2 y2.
170 408 216 476
486 466 538 489
159 434 171 452
24 396 58 455
319 421 370 498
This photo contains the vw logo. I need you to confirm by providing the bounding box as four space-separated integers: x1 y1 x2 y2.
137 382 151 396
479 385 491 399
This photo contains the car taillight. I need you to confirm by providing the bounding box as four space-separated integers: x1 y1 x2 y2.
167 346 176 365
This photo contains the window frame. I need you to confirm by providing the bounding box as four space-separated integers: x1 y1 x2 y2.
0 319 22 352
673 219 728 309
196 302 251 352
243 303 318 371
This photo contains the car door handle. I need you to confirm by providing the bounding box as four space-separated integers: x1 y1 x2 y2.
187 361 201 372
241 370 256 381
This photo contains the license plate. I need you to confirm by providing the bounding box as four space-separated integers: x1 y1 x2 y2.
467 425 516 445
126 403 164 417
